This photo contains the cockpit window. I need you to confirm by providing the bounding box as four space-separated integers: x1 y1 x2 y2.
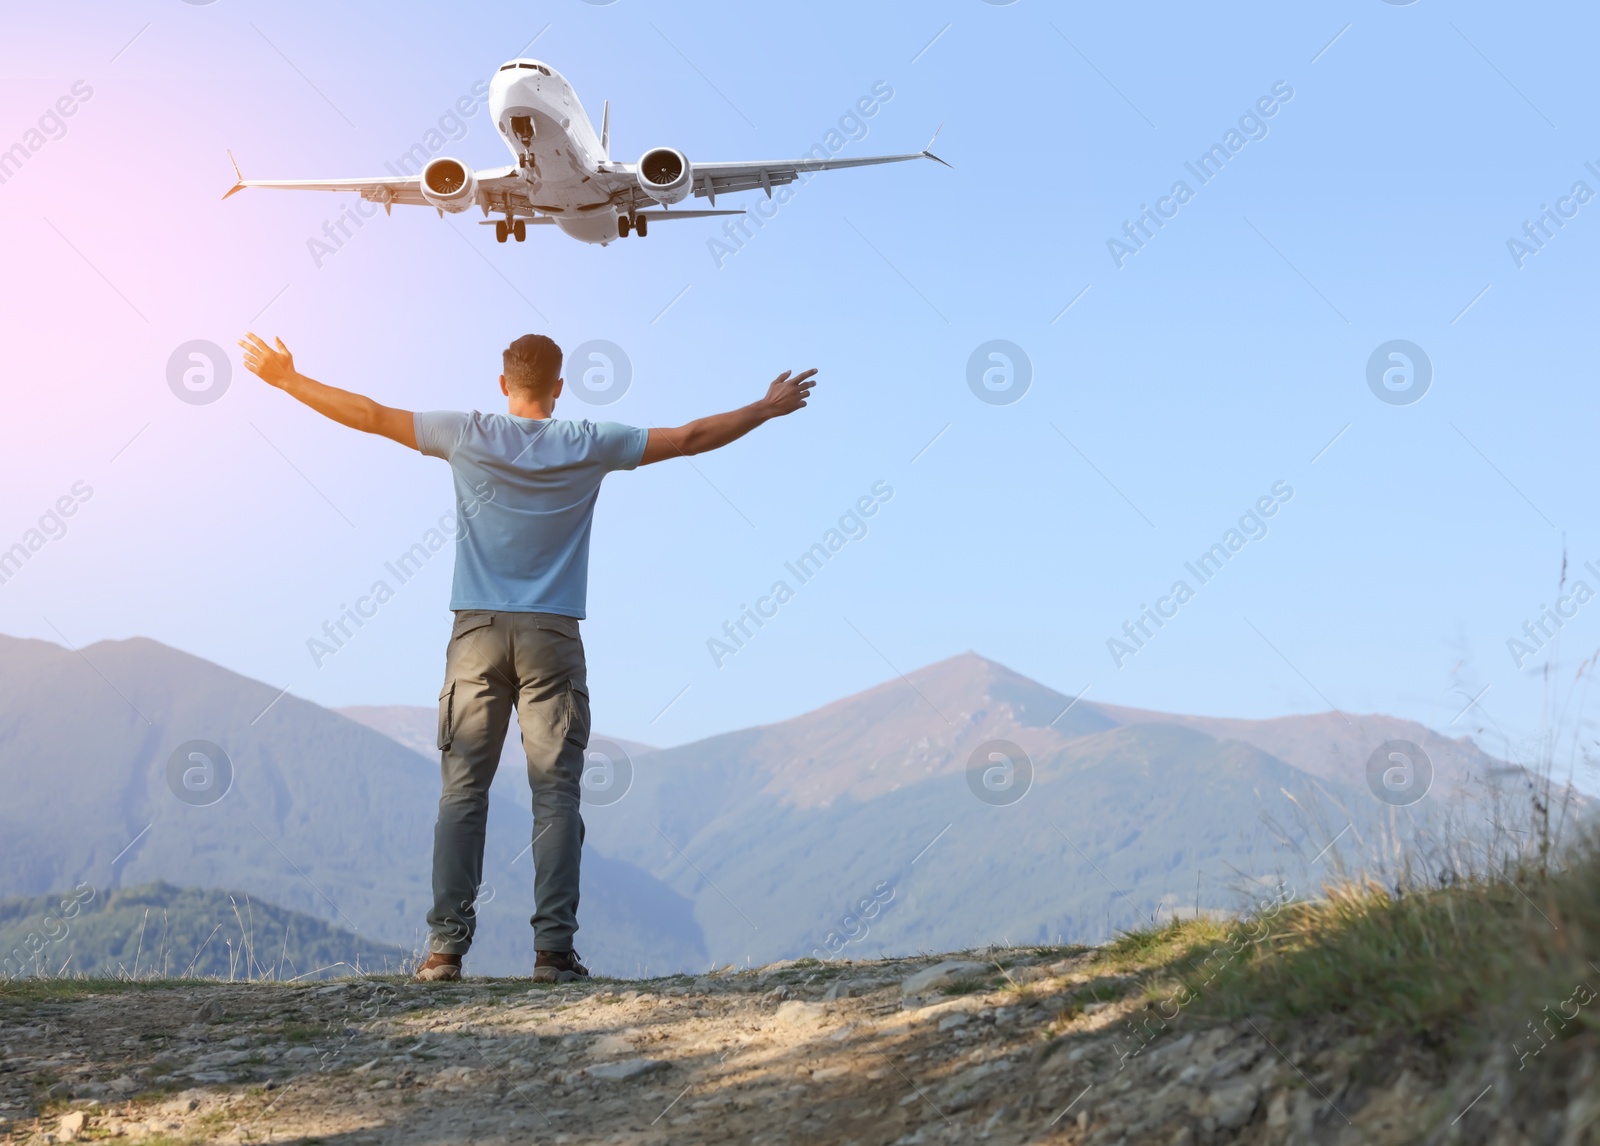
501 62 552 75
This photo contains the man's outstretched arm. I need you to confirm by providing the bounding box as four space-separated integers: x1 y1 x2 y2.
640 368 817 465
239 332 418 450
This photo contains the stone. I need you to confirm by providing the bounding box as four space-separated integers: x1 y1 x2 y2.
772 1001 824 1027
938 1014 970 1032
900 961 990 997
194 1000 224 1023
585 1058 668 1082
1206 1080 1261 1131
587 1033 637 1059
57 1111 87 1142
191 1050 251 1069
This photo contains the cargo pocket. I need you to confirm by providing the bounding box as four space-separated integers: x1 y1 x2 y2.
563 678 591 750
436 681 456 752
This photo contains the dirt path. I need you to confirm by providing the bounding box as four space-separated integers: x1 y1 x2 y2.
0 948 1584 1145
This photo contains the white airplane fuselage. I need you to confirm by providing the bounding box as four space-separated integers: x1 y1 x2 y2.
488 59 616 244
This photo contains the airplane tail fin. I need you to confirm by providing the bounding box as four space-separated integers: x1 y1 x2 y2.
223 149 247 199
921 124 952 169
601 100 610 159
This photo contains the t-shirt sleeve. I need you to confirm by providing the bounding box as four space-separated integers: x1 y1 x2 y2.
414 411 471 460
589 421 649 472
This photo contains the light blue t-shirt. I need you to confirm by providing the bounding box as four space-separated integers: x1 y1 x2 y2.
414 411 648 617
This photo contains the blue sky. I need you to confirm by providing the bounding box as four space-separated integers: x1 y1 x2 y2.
1 0 1597 790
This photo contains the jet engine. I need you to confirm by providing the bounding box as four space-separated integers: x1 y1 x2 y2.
420 157 479 213
636 147 693 205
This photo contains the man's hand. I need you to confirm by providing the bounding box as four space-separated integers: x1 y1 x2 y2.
641 367 819 465
238 332 299 389
760 368 818 418
235 331 418 450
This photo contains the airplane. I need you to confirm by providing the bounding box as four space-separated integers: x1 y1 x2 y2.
226 57 947 246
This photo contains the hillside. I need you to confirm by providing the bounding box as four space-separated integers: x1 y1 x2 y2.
0 882 407 981
1 840 1593 1145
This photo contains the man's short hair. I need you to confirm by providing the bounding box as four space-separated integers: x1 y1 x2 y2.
503 334 562 397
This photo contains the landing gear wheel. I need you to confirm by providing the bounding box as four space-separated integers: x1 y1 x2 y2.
495 220 508 243
617 215 631 238
513 219 526 242
635 215 648 237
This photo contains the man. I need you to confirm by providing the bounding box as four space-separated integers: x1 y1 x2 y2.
238 332 816 982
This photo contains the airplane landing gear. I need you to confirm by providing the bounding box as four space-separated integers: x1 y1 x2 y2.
513 219 526 242
635 215 648 237
495 220 509 243
617 215 631 238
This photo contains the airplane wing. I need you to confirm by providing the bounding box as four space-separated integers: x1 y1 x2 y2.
222 156 522 210
599 136 949 211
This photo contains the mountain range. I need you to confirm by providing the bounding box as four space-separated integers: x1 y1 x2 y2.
0 633 1547 976
0 881 408 980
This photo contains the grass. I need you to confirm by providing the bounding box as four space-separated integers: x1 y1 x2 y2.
1091 641 1600 1071
1096 918 1231 975
1101 833 1600 1061
0 976 204 1004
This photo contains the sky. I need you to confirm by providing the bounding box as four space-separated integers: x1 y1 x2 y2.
1 0 1597 791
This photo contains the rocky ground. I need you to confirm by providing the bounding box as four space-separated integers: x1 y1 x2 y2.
0 946 1593 1145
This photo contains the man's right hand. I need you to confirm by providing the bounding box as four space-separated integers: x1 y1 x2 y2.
761 368 818 418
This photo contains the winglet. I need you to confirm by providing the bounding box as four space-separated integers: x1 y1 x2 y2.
222 149 247 199
601 100 610 159
921 123 952 168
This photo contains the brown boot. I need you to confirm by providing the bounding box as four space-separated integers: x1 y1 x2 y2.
414 951 463 982
532 950 589 983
